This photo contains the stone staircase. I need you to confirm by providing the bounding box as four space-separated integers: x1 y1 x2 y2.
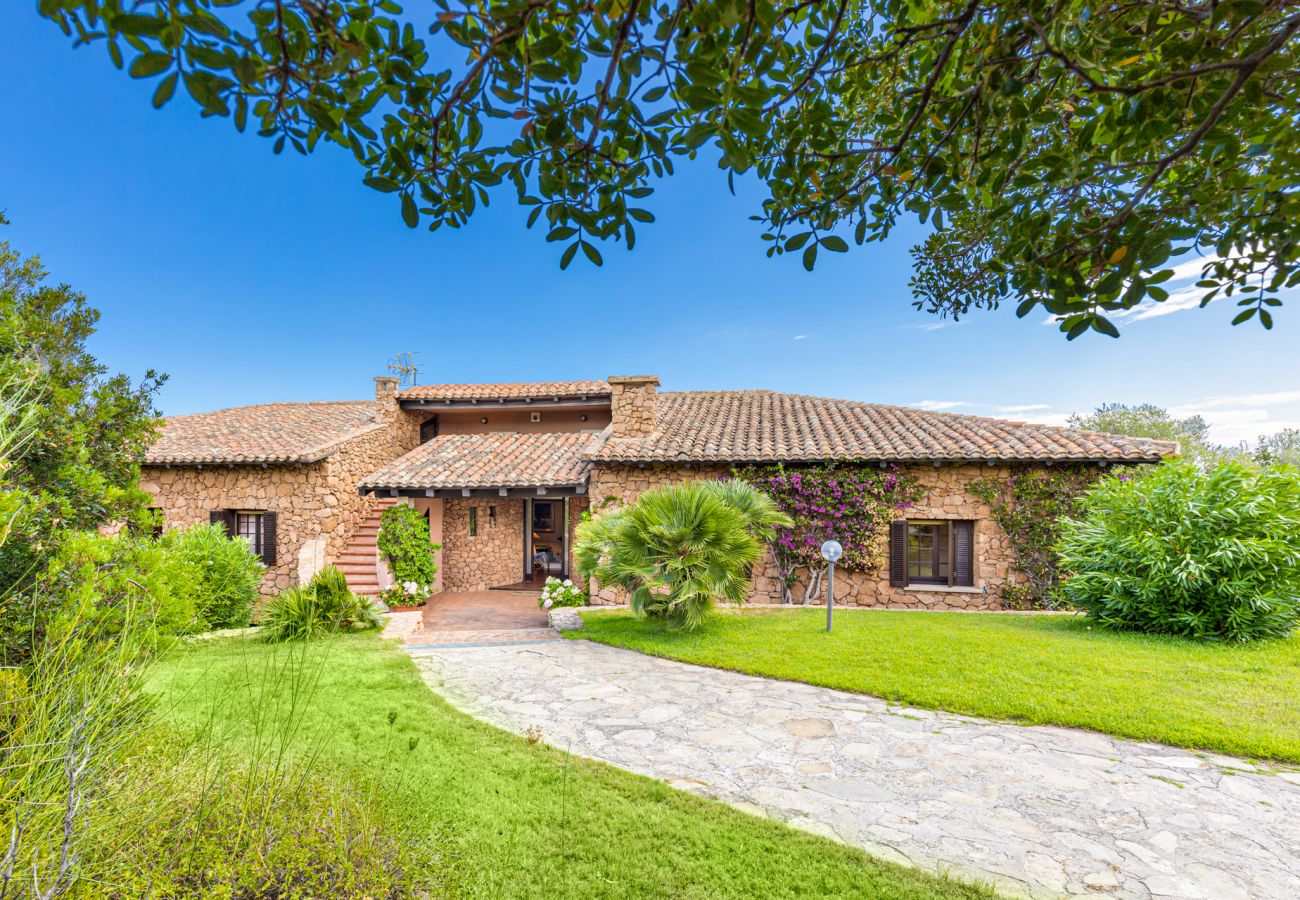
335 498 399 598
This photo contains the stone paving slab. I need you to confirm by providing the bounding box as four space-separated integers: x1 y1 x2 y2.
407 639 1300 900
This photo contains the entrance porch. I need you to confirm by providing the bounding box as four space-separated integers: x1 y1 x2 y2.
357 430 595 593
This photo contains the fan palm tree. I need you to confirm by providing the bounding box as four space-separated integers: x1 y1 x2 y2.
575 479 792 629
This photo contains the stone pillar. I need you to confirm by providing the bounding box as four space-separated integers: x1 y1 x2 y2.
374 375 400 425
608 375 660 438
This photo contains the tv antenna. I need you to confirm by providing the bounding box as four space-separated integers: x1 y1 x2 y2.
387 352 420 387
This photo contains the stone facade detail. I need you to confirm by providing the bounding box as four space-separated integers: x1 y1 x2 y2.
607 375 659 438
584 462 1024 611
141 384 422 598
441 499 525 591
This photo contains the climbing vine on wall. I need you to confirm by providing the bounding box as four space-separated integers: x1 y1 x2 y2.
732 462 924 604
968 465 1101 609
377 504 440 592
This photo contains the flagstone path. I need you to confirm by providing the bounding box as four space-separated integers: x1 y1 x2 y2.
406 638 1300 899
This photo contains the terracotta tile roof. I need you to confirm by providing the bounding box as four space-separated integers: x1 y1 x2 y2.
398 380 610 401
360 432 597 491
145 401 384 465
585 391 1178 463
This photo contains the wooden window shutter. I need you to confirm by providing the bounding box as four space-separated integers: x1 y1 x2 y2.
262 511 277 566
209 509 233 535
889 520 909 587
952 520 974 587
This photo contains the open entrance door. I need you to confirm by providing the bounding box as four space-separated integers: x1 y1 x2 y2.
524 497 569 582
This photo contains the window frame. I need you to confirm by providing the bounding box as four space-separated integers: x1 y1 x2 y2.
906 520 951 585
235 510 264 557
895 518 975 588
468 506 478 537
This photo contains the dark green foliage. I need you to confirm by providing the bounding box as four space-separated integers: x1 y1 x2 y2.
41 1 1300 335
0 239 163 655
575 479 790 629
260 568 382 641
160 522 265 630
1058 462 1300 642
968 465 1099 609
377 504 439 590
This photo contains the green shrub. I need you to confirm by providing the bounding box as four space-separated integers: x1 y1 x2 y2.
161 522 265 629
575 479 790 629
260 572 382 642
1057 461 1300 641
377 504 439 591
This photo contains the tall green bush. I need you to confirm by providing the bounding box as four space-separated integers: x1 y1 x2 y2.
161 523 265 629
1057 461 1300 642
377 504 439 594
575 479 791 629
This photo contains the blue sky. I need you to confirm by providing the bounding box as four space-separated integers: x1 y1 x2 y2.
3 5 1298 446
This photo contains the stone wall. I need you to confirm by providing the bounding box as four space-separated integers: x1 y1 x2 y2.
441 498 525 590
140 461 329 596
584 462 1028 610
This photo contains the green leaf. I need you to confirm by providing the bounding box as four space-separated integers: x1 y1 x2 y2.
820 236 848 253
129 53 172 79
364 176 401 193
1091 316 1120 338
400 193 418 228
560 241 579 270
151 72 178 108
581 241 603 266
802 243 817 272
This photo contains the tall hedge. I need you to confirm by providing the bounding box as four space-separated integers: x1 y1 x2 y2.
1057 461 1300 642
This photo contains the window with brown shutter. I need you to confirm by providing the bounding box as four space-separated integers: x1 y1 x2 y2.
889 520 909 587
952 520 974 587
214 510 277 566
261 511 277 566
891 519 975 588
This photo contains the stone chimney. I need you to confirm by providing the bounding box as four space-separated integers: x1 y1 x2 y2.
374 375 400 424
608 375 659 438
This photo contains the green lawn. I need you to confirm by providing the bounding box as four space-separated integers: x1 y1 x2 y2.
573 609 1300 764
150 634 992 899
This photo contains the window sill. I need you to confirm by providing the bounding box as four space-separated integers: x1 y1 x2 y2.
904 584 984 595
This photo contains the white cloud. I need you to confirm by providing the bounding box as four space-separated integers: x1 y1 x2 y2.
913 400 969 411
1170 390 1300 413
792 334 809 341
1167 388 1300 444
994 403 1051 413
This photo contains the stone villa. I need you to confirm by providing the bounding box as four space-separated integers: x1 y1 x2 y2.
141 375 1175 609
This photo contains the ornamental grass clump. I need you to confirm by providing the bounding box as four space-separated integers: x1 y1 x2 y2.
575 479 790 629
260 566 382 642
1057 461 1300 642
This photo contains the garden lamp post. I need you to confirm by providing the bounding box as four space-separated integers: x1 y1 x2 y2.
820 540 843 632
